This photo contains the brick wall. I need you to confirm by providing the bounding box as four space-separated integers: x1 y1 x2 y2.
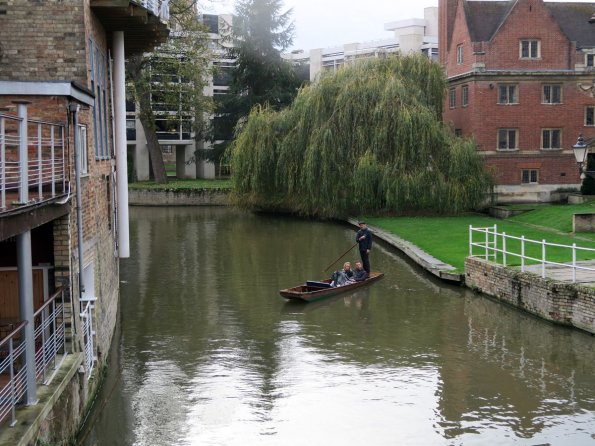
465 256 595 334
440 0 595 194
0 0 87 82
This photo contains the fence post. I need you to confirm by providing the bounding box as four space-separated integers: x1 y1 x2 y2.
37 123 42 200
541 239 546 278
484 228 489 261
493 225 497 262
469 225 473 257
521 236 525 272
50 126 55 197
1 116 5 210
503 232 507 266
572 243 577 283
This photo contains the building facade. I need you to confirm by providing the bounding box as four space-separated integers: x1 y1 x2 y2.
284 7 439 82
128 12 232 181
0 0 168 443
440 0 595 202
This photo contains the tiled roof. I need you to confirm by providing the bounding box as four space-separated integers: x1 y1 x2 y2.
545 2 595 49
464 1 595 48
465 1 511 42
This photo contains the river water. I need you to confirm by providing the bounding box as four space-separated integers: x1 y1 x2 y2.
80 206 595 446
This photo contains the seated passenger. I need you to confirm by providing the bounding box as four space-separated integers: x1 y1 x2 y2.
353 262 368 282
331 262 355 287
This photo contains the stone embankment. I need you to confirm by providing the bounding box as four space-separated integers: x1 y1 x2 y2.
128 188 229 206
465 257 595 335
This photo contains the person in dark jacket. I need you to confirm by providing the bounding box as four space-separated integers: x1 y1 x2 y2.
353 261 368 281
355 221 372 273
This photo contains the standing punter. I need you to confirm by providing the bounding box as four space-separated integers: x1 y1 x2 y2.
356 221 372 273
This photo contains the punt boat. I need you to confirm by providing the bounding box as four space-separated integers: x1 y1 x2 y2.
279 272 384 302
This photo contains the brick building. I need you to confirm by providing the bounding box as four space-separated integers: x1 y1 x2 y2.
0 0 168 443
439 0 595 202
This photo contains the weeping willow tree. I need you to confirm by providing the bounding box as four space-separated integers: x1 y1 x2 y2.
228 54 493 217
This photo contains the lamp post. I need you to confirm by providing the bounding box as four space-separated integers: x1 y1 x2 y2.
572 134 588 180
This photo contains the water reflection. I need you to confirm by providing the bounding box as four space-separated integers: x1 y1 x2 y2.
81 207 595 446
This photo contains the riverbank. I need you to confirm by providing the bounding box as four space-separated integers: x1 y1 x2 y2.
362 205 595 334
128 179 231 206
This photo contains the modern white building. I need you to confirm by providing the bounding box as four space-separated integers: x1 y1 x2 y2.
127 13 233 181
284 7 439 82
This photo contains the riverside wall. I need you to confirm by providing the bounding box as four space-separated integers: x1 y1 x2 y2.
128 189 229 206
465 256 595 334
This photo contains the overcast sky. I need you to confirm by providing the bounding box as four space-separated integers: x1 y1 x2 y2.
204 0 594 52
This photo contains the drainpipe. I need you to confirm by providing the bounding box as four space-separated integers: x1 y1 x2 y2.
69 103 85 297
113 31 130 258
14 100 37 404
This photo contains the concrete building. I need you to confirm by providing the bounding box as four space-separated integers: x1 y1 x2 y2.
0 0 168 443
128 13 233 181
284 7 439 82
440 0 595 203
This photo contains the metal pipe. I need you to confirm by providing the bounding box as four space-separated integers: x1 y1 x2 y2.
69 103 85 296
113 31 130 258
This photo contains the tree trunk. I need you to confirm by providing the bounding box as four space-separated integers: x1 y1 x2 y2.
127 55 168 184
138 88 168 184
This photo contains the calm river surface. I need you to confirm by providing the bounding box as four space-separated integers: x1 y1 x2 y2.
81 206 595 446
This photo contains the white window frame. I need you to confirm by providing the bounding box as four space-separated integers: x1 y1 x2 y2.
78 124 88 175
586 106 595 126
449 87 456 109
542 84 562 104
497 84 518 104
520 39 540 59
541 128 562 150
456 44 463 64
498 129 518 150
521 169 539 184
462 85 469 107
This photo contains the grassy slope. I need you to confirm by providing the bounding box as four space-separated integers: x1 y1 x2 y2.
366 204 595 271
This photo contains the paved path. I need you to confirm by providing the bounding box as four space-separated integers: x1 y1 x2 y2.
522 260 595 287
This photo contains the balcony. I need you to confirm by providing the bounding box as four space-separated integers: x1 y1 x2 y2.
0 112 68 218
90 0 170 56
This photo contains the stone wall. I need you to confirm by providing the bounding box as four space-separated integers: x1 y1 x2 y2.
573 213 595 232
128 188 230 206
465 256 595 334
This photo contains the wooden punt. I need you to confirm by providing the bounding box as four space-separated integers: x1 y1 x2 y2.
279 272 384 302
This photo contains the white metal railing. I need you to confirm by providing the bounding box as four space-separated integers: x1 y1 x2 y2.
0 113 66 211
34 288 67 385
469 225 595 283
80 300 96 378
0 287 68 427
0 322 28 427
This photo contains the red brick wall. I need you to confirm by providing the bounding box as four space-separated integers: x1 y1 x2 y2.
441 0 595 189
484 0 575 71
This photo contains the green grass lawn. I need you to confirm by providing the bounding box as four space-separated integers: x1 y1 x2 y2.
128 178 232 190
366 206 595 271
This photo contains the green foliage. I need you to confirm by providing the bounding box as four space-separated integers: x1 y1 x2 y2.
229 55 494 217
214 0 304 151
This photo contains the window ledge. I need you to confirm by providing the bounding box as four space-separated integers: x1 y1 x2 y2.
540 148 563 152
496 148 520 152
